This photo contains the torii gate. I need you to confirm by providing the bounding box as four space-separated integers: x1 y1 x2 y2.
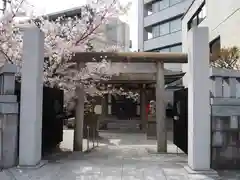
71 51 188 154
19 27 211 172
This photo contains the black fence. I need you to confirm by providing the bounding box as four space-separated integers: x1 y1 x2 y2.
15 82 64 154
173 88 188 154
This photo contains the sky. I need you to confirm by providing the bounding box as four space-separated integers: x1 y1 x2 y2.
26 0 139 51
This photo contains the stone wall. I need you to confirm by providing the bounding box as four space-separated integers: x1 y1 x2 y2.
0 64 19 168
210 67 240 169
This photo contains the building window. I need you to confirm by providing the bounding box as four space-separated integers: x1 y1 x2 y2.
187 1 206 30
144 3 153 16
152 25 160 37
170 0 182 6
210 36 221 61
170 18 182 33
198 4 207 22
158 44 182 52
152 1 159 13
152 17 182 38
190 16 198 28
159 0 170 11
160 22 170 36
151 0 184 15
160 48 170 52
210 36 221 54
170 45 182 52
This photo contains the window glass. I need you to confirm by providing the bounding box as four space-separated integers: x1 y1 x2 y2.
152 1 159 13
160 48 170 52
187 2 206 31
159 22 170 36
187 21 191 30
147 10 153 16
152 25 160 38
190 16 198 28
146 4 153 16
159 0 169 10
202 5 207 18
170 18 182 33
198 5 207 23
170 0 182 6
148 32 153 39
170 45 182 52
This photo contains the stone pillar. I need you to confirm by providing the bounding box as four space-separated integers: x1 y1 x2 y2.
73 62 85 151
19 27 44 166
0 64 18 168
229 78 237 98
211 77 222 97
155 62 167 152
140 85 147 131
187 27 210 170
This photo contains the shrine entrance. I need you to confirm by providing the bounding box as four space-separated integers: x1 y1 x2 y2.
112 94 137 120
107 84 140 120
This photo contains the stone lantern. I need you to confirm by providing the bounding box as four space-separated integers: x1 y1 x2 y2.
0 63 19 168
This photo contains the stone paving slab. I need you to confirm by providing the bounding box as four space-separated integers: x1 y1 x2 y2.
0 171 11 180
1 151 223 180
1 131 240 180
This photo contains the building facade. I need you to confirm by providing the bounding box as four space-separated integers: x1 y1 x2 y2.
91 17 131 52
47 7 131 52
182 0 240 86
138 0 193 71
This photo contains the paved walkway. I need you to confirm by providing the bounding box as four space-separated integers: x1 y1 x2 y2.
0 131 239 180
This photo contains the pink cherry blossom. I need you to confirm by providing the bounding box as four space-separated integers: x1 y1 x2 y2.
0 0 138 111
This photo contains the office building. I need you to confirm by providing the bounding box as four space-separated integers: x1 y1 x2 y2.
138 0 193 71
92 17 131 52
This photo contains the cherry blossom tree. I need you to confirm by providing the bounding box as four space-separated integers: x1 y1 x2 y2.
0 0 138 111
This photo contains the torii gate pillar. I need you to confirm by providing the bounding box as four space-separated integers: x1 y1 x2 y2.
155 62 167 152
